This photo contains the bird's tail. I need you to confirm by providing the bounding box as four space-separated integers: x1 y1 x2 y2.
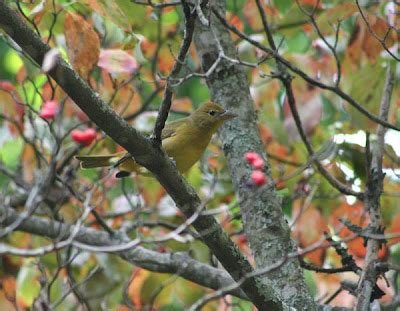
75 152 125 169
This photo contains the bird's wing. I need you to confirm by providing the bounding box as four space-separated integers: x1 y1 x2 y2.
161 118 187 140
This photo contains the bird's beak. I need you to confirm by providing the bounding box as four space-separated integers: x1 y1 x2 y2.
219 110 238 120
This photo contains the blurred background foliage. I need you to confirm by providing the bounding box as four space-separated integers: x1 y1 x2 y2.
0 0 399 309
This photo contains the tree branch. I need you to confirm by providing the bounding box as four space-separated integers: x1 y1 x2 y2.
356 65 395 310
0 205 248 300
150 0 195 145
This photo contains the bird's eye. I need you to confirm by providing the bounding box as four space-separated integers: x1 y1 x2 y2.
208 110 216 116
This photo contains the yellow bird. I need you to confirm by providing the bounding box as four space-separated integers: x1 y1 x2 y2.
75 102 237 178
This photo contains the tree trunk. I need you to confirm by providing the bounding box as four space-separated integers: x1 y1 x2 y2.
193 2 315 309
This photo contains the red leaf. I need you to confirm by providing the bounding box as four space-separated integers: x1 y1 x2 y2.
98 49 138 74
0 80 15 92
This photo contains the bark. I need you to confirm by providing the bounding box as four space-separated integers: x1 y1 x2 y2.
193 1 315 309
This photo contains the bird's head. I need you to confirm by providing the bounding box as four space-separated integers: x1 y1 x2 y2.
191 101 237 131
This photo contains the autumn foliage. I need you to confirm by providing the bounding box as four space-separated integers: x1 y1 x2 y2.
0 0 399 310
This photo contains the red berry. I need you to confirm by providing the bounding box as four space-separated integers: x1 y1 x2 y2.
71 128 97 146
39 100 57 119
252 158 264 169
245 151 261 164
39 109 55 119
251 170 267 186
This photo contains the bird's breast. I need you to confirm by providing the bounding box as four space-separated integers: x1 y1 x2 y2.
162 127 213 173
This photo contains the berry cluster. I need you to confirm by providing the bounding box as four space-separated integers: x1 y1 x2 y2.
245 152 267 186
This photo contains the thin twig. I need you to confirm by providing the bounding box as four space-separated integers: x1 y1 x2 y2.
356 65 395 310
251 2 361 198
150 0 196 145
211 8 400 132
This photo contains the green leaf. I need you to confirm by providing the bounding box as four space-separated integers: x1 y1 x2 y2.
348 62 386 131
286 31 310 53
227 0 246 12
48 276 63 304
265 114 289 145
95 254 131 282
3 49 23 74
0 137 23 170
304 270 317 297
338 142 367 182
159 304 184 311
16 260 40 308
275 4 312 36
17 75 47 109
85 0 148 31
396 107 400 127
321 94 338 126
390 243 400 265
278 188 290 197
282 196 292 218
274 0 292 14
315 3 358 35
163 9 179 25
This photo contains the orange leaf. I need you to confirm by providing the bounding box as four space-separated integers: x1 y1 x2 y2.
298 0 322 7
207 156 219 170
0 90 24 136
140 38 156 59
64 13 100 80
362 16 395 63
171 97 193 113
329 202 388 259
127 269 149 308
21 145 36 183
2 276 16 300
292 203 328 265
258 124 272 144
158 47 175 74
346 22 363 65
315 273 356 307
347 16 396 65
229 14 244 31
347 236 389 260
386 213 400 246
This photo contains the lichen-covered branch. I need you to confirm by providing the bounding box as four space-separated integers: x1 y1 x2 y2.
0 205 247 299
193 1 315 309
